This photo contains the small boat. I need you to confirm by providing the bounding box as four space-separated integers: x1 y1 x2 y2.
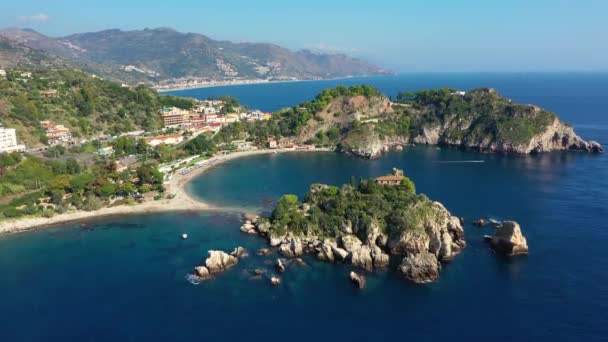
181 233 188 240
488 219 502 226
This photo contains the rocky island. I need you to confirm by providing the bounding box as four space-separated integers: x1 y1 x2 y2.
243 169 465 283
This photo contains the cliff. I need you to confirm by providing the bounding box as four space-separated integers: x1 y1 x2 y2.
289 86 603 158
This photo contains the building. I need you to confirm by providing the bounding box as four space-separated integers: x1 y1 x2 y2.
160 106 190 127
245 110 266 121
0 69 6 78
452 90 466 96
144 133 184 147
268 139 278 149
98 146 114 156
39 89 58 97
225 113 240 123
0 125 26 153
375 175 405 186
277 138 294 149
41 121 73 146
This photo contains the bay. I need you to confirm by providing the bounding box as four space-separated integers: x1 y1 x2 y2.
1 73 607 341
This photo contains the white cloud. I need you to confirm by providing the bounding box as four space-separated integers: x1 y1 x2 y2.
16 13 50 23
305 42 361 55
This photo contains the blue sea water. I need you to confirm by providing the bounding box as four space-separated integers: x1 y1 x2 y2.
2 74 608 341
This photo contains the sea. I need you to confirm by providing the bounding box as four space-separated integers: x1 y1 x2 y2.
1 73 607 341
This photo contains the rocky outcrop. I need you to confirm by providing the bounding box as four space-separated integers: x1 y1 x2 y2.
240 220 257 234
230 246 248 259
279 236 304 257
350 271 366 289
317 240 337 262
388 202 465 263
332 246 350 261
257 248 272 256
194 266 210 278
399 251 441 283
488 221 529 256
205 250 239 274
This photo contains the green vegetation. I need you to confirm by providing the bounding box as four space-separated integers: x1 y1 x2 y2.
267 173 437 241
0 154 164 220
0 68 195 146
395 87 556 145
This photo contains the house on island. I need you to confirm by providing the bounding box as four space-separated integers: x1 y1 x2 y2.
375 168 406 186
375 175 405 186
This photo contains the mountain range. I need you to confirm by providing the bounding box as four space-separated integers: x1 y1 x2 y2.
0 27 389 84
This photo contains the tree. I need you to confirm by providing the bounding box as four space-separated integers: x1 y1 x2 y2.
99 183 117 197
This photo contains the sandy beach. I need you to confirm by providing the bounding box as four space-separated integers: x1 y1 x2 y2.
0 148 332 235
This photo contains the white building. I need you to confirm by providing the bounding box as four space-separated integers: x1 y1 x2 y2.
144 133 184 147
0 69 6 78
0 125 26 153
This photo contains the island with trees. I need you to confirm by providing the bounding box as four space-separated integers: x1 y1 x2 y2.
244 169 466 283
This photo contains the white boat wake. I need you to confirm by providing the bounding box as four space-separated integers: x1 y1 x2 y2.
433 160 485 164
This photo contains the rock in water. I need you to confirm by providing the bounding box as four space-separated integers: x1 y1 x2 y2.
194 266 210 278
256 248 272 256
489 221 529 256
350 271 366 289
317 240 336 262
398 252 441 283
205 250 239 273
331 246 350 261
473 218 488 226
230 246 248 259
279 236 304 257
240 220 257 234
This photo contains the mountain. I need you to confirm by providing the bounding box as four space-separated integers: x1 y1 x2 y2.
0 27 389 83
0 35 65 68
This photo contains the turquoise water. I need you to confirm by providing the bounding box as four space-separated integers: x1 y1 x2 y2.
1 74 608 341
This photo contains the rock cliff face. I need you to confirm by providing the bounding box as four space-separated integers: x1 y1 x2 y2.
412 116 603 154
300 88 603 159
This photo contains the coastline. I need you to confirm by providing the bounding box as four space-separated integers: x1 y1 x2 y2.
0 148 333 235
155 75 365 93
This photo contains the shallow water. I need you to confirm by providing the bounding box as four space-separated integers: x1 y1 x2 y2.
1 73 608 341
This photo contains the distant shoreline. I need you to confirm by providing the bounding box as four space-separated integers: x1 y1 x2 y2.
155 75 370 93
0 148 333 235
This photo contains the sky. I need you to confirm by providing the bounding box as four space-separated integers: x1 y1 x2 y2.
1 0 607 72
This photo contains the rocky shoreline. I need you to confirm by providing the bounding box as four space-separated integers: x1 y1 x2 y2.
241 200 466 284
342 121 603 160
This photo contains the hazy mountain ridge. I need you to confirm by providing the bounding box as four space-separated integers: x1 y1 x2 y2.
0 27 389 83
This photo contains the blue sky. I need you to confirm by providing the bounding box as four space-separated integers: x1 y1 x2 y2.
1 0 607 72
